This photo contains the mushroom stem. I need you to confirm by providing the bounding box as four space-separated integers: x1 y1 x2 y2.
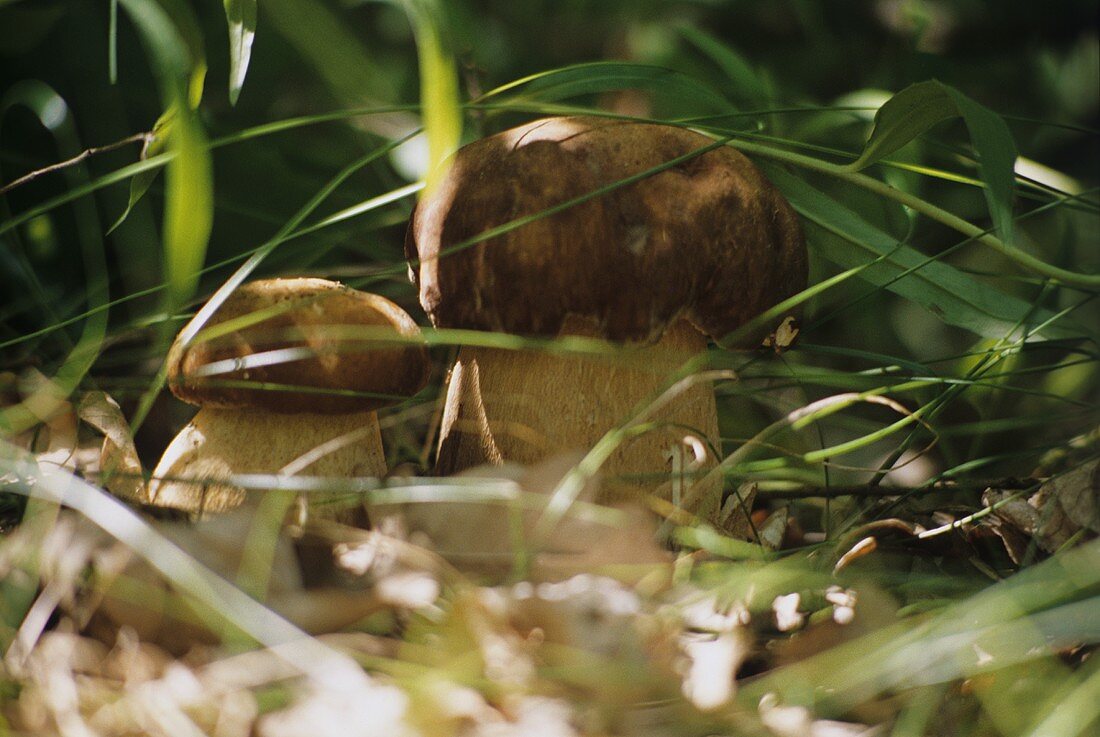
435 317 725 516
147 408 386 522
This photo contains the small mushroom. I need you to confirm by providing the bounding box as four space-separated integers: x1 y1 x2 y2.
147 278 430 522
406 117 806 526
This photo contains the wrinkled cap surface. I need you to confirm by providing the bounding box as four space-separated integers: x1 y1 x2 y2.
168 279 430 413
406 116 807 344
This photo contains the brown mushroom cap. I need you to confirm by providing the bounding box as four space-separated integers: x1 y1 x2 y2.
406 116 807 344
168 278 430 413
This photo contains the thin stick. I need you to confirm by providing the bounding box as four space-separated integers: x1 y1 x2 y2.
760 477 1035 500
0 132 149 196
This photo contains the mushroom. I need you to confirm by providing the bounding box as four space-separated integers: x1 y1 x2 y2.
147 278 430 522
405 117 806 525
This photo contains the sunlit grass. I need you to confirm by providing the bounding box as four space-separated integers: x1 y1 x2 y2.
1 3 1096 735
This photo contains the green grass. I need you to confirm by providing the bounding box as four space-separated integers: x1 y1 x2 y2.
1 1 1097 735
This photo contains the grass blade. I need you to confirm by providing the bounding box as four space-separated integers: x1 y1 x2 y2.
677 25 770 109
223 0 257 105
117 0 212 310
403 0 462 195
478 61 734 115
108 0 119 83
765 166 1080 341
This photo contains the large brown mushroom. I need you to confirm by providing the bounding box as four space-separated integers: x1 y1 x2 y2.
406 117 806 526
147 278 430 521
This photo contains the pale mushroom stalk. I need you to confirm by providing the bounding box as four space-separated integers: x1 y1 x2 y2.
406 117 807 530
436 316 718 502
147 278 430 522
148 407 388 516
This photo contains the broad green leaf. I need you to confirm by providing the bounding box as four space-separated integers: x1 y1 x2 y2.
223 0 256 105
847 80 1018 246
764 166 1079 341
945 86 1018 249
118 0 212 308
480 61 734 115
403 0 462 196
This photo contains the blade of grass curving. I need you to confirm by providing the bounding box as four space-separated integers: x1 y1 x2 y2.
130 134 416 433
111 0 208 234
724 137 1098 286
805 187 1100 336
676 25 770 109
223 0 256 105
475 61 734 115
0 170 419 356
401 0 462 195
763 165 1081 340
847 80 1018 246
117 0 212 312
0 82 108 436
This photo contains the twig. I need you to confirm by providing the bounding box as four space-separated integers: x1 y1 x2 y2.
0 132 150 196
759 477 1036 499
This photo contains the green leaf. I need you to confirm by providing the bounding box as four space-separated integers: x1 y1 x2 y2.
480 61 734 115
223 0 256 105
945 86 1018 250
162 105 212 307
847 80 1018 246
764 166 1078 341
118 0 212 308
403 0 462 195
106 109 168 234
110 0 208 234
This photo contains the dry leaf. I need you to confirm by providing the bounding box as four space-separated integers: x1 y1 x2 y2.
756 508 789 552
1034 460 1100 542
985 460 1099 555
78 391 146 502
762 316 800 352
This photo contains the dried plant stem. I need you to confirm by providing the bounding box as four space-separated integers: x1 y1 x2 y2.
759 477 1036 500
0 132 149 196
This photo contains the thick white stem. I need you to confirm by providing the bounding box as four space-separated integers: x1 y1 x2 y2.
147 408 386 521
435 318 735 522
